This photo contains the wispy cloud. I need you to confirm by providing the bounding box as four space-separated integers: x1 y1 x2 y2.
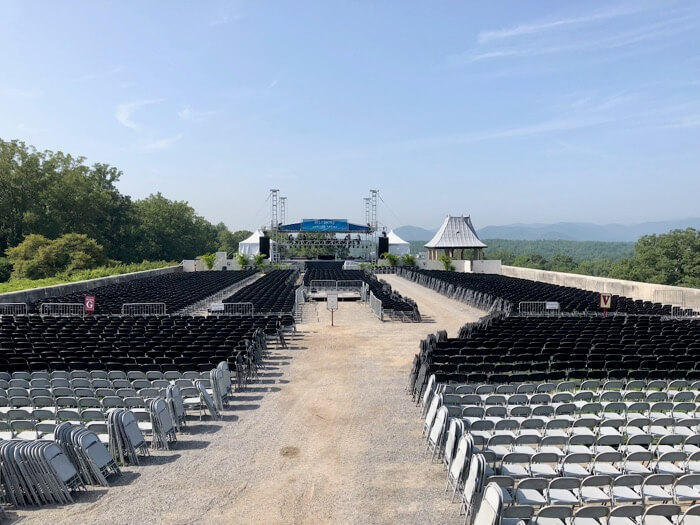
178 105 215 122
0 87 41 98
73 66 124 83
477 5 642 43
449 5 698 66
143 135 183 151
115 99 164 130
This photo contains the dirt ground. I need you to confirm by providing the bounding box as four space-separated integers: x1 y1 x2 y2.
12 275 483 525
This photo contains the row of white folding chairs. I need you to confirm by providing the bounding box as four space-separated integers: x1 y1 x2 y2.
461 417 699 441
482 433 700 460
442 392 700 407
443 437 700 525
486 472 700 507
0 370 213 382
440 379 700 396
501 501 700 525
443 400 700 422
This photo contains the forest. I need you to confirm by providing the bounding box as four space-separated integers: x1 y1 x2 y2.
0 139 250 286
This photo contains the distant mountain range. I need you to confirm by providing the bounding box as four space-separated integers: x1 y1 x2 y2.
394 218 700 242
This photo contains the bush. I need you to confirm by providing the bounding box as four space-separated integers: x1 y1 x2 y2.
6 233 107 279
0 260 176 293
439 253 455 271
253 253 267 268
381 252 399 267
236 253 250 267
200 253 217 270
0 258 11 282
401 254 416 266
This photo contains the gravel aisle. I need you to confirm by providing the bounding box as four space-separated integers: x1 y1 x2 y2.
13 275 482 525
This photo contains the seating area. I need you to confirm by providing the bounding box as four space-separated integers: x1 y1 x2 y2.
28 270 257 314
0 318 278 509
223 269 299 313
0 314 292 372
304 267 420 315
399 269 695 316
409 316 700 390
420 373 700 524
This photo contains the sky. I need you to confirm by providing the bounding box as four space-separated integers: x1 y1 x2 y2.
1 1 699 232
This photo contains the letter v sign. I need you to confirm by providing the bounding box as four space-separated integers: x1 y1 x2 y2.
599 293 612 309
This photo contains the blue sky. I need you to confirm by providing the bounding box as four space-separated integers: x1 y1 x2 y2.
1 1 699 231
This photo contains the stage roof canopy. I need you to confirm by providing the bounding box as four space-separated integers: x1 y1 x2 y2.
279 219 372 233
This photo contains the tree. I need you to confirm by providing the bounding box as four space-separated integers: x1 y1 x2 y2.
401 253 416 266
0 258 11 282
131 193 218 261
609 228 700 287
236 253 250 267
381 252 399 267
200 253 217 270
439 253 455 271
6 233 107 279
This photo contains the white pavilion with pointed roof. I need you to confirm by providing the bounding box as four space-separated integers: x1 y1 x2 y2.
425 215 487 261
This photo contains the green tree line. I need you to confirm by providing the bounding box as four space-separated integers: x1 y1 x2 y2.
488 229 699 288
0 139 251 281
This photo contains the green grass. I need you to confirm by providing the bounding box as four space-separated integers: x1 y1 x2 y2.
0 260 178 294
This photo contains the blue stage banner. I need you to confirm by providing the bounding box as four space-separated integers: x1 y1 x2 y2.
301 219 349 232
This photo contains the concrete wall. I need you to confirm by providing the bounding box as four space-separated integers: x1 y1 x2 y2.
502 265 700 309
472 259 502 274
417 259 473 272
0 265 182 305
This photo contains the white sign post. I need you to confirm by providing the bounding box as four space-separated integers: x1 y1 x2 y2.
599 293 612 316
327 292 339 326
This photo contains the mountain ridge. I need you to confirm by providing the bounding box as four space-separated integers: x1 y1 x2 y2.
394 218 700 242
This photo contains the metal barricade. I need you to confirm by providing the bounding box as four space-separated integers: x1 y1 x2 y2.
671 305 700 318
0 303 28 315
309 280 337 290
369 292 383 320
518 301 561 316
654 290 686 308
39 303 84 316
121 302 167 316
336 280 363 291
223 302 254 316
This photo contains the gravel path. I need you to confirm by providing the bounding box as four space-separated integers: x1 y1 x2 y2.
12 275 483 525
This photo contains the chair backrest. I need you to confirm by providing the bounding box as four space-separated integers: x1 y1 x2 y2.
463 454 487 511
472 482 503 525
642 504 681 520
450 434 472 482
549 477 580 490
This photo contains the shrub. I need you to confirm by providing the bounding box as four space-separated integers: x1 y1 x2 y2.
381 252 399 267
235 253 250 267
6 233 107 279
200 253 217 270
439 253 455 271
401 254 416 266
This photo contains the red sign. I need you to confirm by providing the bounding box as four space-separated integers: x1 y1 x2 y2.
84 295 96 314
